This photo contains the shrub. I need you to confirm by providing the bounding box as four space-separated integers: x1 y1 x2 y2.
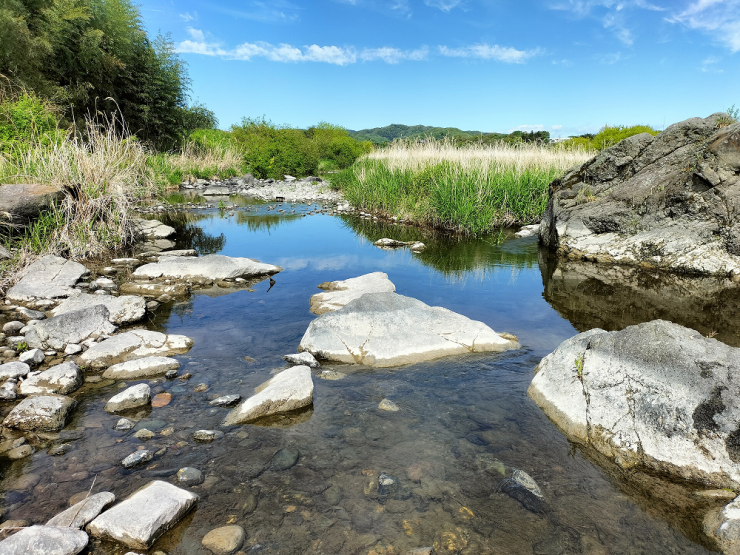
558 124 659 151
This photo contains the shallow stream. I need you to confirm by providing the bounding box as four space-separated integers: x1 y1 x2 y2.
1 197 733 554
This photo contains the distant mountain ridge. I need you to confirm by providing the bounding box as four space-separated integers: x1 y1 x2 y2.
347 124 505 144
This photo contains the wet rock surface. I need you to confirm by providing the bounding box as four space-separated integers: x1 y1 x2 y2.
105 383 151 412
4 394 76 431
540 114 740 277
223 365 314 425
46 491 116 528
300 291 519 367
87 480 198 549
529 319 740 489
309 272 396 315
201 525 246 554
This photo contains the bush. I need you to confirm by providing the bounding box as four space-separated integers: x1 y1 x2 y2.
0 93 61 153
558 125 659 151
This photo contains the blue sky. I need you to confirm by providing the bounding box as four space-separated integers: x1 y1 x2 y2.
137 0 740 137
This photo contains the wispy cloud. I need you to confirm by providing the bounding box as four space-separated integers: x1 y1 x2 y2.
701 55 725 72
424 0 465 12
438 44 541 63
509 124 545 132
207 0 302 23
668 0 740 52
598 51 622 64
177 32 429 65
179 12 197 22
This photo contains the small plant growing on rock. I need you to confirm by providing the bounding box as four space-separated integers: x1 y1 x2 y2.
574 353 585 382
717 106 738 129
575 185 596 205
15 341 28 353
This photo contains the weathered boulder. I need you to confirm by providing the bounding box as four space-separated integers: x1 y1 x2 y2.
0 525 88 555
119 282 189 298
133 254 282 281
540 114 740 277
131 218 175 239
309 272 396 315
87 480 199 549
0 184 65 226
223 365 313 426
46 492 115 529
705 494 740 554
4 395 76 431
19 348 45 366
529 319 740 489
105 383 151 412
102 356 180 380
7 255 87 303
282 352 319 368
19 361 82 396
24 305 116 350
79 329 193 369
0 362 29 382
300 292 519 367
51 293 146 325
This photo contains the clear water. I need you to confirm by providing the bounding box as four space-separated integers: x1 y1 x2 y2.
0 197 728 554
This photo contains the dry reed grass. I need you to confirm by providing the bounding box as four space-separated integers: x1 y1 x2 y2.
160 139 243 181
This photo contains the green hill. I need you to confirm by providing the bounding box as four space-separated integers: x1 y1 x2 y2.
347 124 506 144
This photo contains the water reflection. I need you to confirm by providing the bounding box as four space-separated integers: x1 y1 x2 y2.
539 253 740 347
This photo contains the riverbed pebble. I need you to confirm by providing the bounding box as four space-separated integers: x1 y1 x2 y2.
202 525 246 555
176 467 203 485
19 348 45 366
121 449 153 468
209 394 241 407
105 383 151 413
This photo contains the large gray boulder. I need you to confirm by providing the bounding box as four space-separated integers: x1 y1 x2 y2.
79 329 193 369
223 365 313 426
51 293 146 325
87 480 198 549
133 254 282 281
529 320 740 489
0 525 88 555
299 292 519 367
19 361 82 396
4 395 76 431
310 272 395 315
46 492 116 529
24 305 116 351
0 184 65 226
540 114 740 277
102 356 180 380
7 255 87 303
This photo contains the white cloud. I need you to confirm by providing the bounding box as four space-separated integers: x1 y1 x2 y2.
509 124 546 132
552 124 563 130
438 44 541 63
179 12 197 22
424 0 465 12
669 0 740 52
598 51 622 63
701 55 725 72
360 46 429 63
176 37 430 65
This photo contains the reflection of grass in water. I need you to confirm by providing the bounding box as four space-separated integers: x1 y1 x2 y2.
341 215 539 278
155 211 226 255
235 212 303 232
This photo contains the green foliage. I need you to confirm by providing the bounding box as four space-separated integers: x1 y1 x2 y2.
574 353 584 380
0 92 62 156
558 125 659 151
348 124 549 146
727 105 739 121
0 0 210 149
14 341 28 353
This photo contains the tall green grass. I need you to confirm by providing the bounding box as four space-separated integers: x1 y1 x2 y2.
331 139 594 235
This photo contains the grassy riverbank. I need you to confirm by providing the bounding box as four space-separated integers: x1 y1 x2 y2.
330 139 595 235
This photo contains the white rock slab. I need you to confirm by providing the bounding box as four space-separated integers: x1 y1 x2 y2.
282 352 319 368
46 492 115 529
87 480 199 549
102 357 181 380
0 525 88 555
0 362 30 382
133 254 282 281
19 362 82 396
310 272 396 315
105 383 151 413
3 395 77 431
24 305 116 350
132 218 176 239
223 365 313 426
51 293 146 325
19 348 45 366
7 255 88 303
79 329 193 369
300 292 519 367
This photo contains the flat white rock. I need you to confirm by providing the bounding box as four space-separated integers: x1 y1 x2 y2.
51 293 146 325
0 525 88 555
300 292 519 367
223 365 313 425
87 480 199 549
105 383 151 413
282 352 319 368
19 361 82 396
310 272 396 315
7 255 88 303
24 305 116 350
0 361 30 382
132 218 176 239
3 395 77 431
133 254 282 281
46 492 116 529
103 357 181 380
80 329 193 369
